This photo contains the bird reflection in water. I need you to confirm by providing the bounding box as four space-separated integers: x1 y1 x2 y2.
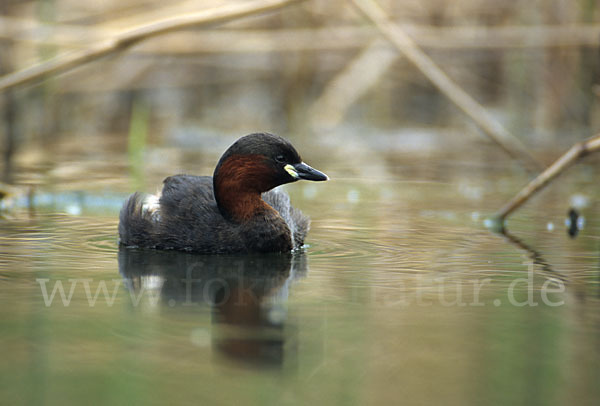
118 247 307 367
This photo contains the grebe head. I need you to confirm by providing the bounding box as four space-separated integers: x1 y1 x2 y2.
213 133 328 220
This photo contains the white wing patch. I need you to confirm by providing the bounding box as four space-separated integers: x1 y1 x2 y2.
141 193 161 222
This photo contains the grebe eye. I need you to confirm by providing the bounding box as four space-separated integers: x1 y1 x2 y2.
275 155 286 163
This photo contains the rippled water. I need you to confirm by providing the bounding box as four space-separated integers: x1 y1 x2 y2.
1 147 599 405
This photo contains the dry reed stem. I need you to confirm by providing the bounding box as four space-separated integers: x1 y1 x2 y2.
310 39 396 129
350 0 543 172
495 135 600 221
0 0 305 92
3 19 599 51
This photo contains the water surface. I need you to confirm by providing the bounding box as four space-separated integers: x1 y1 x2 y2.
1 144 599 406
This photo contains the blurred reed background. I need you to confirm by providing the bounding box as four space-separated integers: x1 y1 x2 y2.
1 5 600 402
0 0 599 185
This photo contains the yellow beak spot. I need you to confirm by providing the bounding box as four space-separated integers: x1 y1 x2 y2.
284 164 299 179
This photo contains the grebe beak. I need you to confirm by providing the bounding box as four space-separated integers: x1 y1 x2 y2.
285 162 329 181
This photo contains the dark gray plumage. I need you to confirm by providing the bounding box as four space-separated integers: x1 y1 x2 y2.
119 175 309 253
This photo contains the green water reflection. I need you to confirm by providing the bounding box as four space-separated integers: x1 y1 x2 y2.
0 151 599 406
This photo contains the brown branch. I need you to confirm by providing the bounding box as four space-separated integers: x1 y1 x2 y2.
494 135 600 222
349 0 543 172
0 0 305 92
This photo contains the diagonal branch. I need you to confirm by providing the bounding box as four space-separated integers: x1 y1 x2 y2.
350 0 543 172
309 39 397 129
494 134 600 223
0 0 305 92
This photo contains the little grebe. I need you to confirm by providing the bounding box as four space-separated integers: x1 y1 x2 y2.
118 133 328 253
